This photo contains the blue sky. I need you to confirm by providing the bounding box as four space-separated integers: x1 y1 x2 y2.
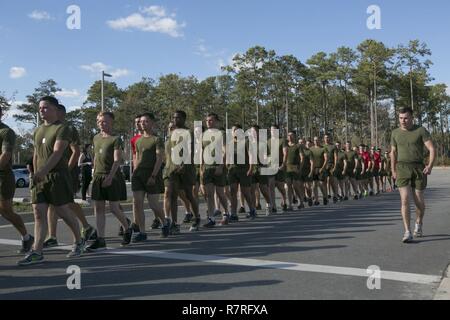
1 0 449 131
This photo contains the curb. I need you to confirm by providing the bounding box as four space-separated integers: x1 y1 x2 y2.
434 264 450 300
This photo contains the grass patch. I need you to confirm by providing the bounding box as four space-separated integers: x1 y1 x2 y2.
13 202 32 213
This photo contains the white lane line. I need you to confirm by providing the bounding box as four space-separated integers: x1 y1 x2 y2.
1 238 441 285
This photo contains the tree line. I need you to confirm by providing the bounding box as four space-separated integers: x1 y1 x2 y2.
4 39 450 164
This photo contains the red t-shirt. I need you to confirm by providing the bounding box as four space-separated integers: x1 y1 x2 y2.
373 152 381 170
131 134 142 155
360 151 371 168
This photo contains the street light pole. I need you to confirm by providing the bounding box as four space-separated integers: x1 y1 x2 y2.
101 71 112 112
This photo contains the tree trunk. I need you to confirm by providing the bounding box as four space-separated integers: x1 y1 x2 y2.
369 88 375 146
344 85 348 143
374 71 378 147
410 66 414 111
255 86 259 125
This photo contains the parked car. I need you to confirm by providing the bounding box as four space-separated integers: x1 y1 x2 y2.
13 169 30 188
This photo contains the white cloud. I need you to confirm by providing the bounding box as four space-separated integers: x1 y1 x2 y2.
55 89 80 98
28 10 53 21
80 62 108 74
8 100 25 109
9 67 26 79
140 6 166 17
110 69 130 79
79 62 130 79
107 5 185 38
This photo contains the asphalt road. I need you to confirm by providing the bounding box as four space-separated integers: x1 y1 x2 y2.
1 168 449 300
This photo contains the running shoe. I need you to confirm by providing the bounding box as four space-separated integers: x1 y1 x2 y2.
119 218 132 236
413 224 423 238
183 213 194 224
203 218 216 228
238 207 246 214
161 219 171 238
402 231 413 243
229 214 239 222
151 219 161 229
219 214 230 225
86 238 107 252
43 237 58 248
121 228 133 246
17 251 44 266
190 217 201 232
82 225 96 242
18 235 34 254
132 232 148 243
169 223 181 235
67 240 85 258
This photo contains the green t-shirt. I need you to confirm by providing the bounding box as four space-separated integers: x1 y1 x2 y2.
345 150 357 171
390 125 431 163
268 138 286 168
286 143 301 172
93 134 123 175
335 151 346 170
164 128 194 175
310 146 326 169
136 135 164 171
229 138 250 169
323 144 337 164
0 122 16 172
302 148 312 173
33 121 71 172
65 125 80 162
355 154 363 170
385 157 392 172
202 129 225 168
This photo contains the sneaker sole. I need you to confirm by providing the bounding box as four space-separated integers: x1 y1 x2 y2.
18 260 44 266
86 247 107 252
43 244 59 249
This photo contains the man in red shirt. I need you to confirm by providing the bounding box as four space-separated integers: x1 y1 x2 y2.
359 144 372 197
371 147 382 195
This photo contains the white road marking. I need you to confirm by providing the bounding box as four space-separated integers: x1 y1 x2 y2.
1 238 441 285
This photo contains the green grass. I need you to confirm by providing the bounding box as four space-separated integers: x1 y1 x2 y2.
13 202 32 213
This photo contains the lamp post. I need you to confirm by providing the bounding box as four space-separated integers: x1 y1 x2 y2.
101 71 112 112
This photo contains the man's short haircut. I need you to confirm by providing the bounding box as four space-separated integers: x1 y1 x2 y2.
135 114 142 120
233 124 242 129
288 130 297 136
207 113 220 121
251 124 260 130
175 110 187 120
98 111 115 120
141 112 156 121
399 107 413 116
57 104 66 114
39 96 59 107
271 124 280 129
